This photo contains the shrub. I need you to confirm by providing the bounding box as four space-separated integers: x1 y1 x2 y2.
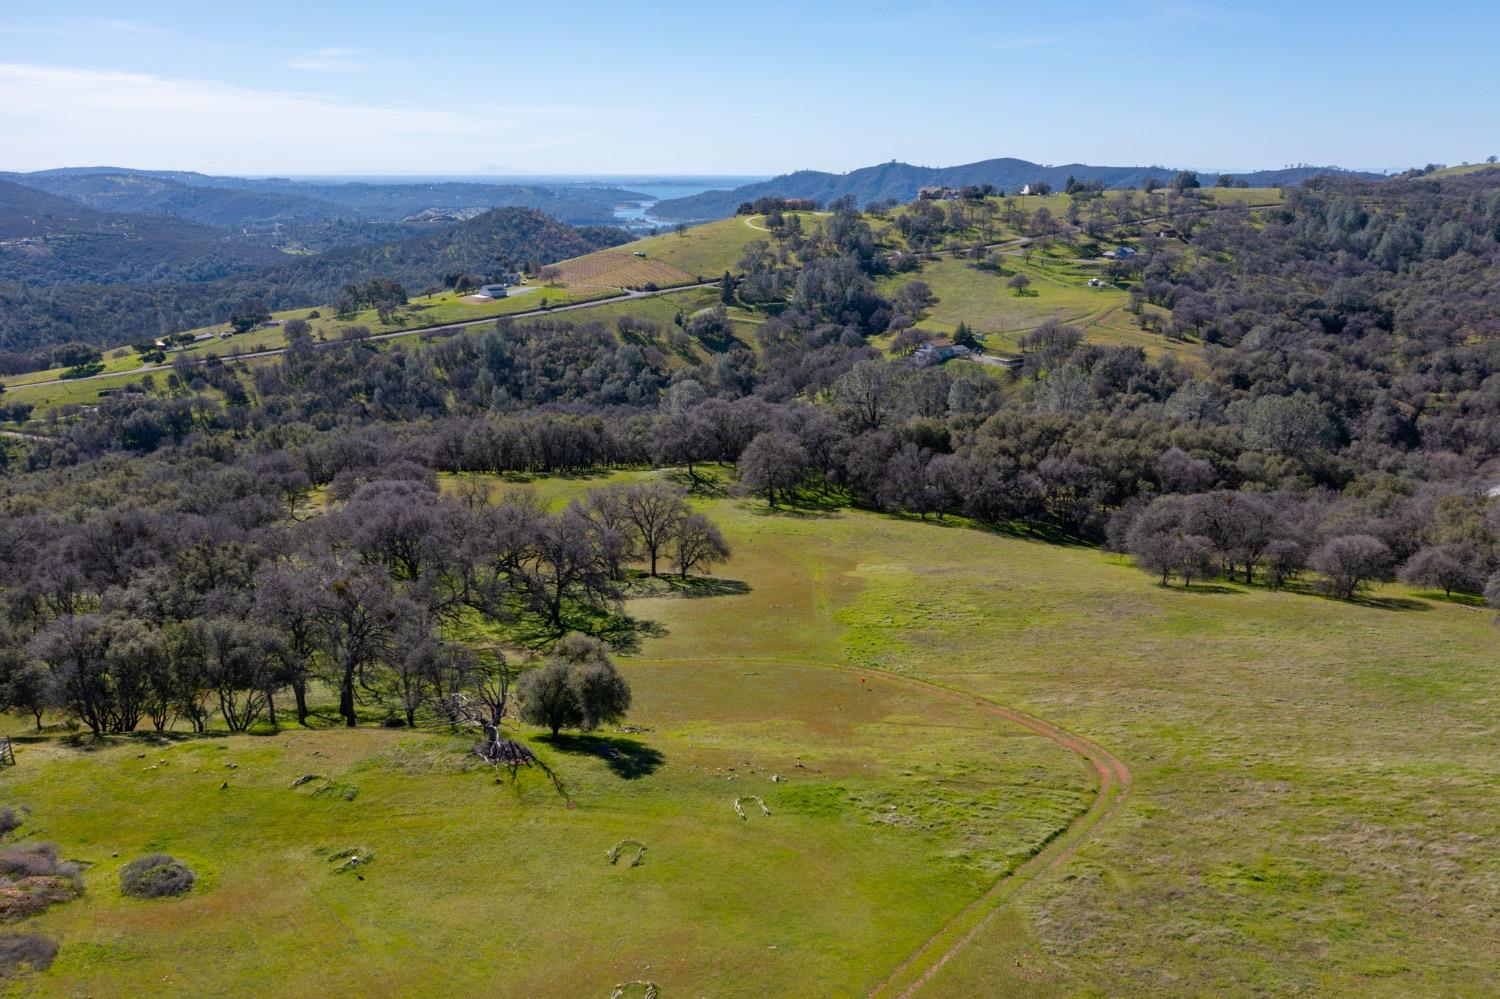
0 843 65 880
0 844 82 919
120 854 195 899
0 933 57 974
0 809 21 839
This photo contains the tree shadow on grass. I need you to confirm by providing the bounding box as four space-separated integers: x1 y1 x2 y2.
1349 594 1432 612
663 576 751 599
1269 580 1434 612
660 466 730 497
1403 588 1485 608
1158 582 1243 595
621 574 751 600
581 612 668 655
967 518 1094 548
527 753 574 805
538 733 664 780
748 496 843 520
508 607 668 656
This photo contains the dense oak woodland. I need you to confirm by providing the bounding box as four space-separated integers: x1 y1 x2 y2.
0 207 628 354
3 171 1500 732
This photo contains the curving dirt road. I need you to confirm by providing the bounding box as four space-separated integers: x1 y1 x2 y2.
863 673 1131 998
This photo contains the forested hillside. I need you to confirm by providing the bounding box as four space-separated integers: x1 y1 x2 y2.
0 208 630 352
1 171 345 226
0 180 286 285
10 172 1498 599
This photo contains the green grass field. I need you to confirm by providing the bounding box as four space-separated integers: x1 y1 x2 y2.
5 469 1497 996
876 247 1201 361
557 216 773 283
1429 163 1499 177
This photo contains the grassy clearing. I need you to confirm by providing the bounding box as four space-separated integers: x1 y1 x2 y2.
4 471 1497 995
564 216 766 281
551 252 695 290
810 525 1499 997
2 471 1090 998
878 246 1199 361
878 255 1124 346
1427 163 1498 178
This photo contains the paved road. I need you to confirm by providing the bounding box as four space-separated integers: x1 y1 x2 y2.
13 281 718 391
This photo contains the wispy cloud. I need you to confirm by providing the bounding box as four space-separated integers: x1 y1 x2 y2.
0 62 627 173
96 19 166 35
287 47 365 72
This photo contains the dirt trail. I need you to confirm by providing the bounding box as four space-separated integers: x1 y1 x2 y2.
864 673 1131 998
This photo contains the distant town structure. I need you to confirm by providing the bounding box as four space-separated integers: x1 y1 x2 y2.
917 186 959 200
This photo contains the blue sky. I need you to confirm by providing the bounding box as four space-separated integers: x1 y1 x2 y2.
1 0 1496 176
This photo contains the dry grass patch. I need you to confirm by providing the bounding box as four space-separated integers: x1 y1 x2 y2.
552 253 694 290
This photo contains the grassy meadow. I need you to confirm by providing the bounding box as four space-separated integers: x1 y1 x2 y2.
3 469 1496 996
555 215 771 284
875 250 1195 362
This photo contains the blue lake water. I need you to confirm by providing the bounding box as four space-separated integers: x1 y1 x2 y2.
277 174 763 228
603 178 764 228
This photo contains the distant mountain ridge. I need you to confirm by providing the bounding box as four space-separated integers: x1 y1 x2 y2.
0 179 285 286
649 158 1381 221
0 171 344 227
1 167 651 227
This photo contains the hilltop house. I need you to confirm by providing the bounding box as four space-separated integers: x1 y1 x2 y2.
912 339 970 366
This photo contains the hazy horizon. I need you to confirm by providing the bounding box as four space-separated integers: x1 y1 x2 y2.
3 1 1497 176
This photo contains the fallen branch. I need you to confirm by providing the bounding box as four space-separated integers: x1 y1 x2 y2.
606 839 647 868
733 795 770 821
